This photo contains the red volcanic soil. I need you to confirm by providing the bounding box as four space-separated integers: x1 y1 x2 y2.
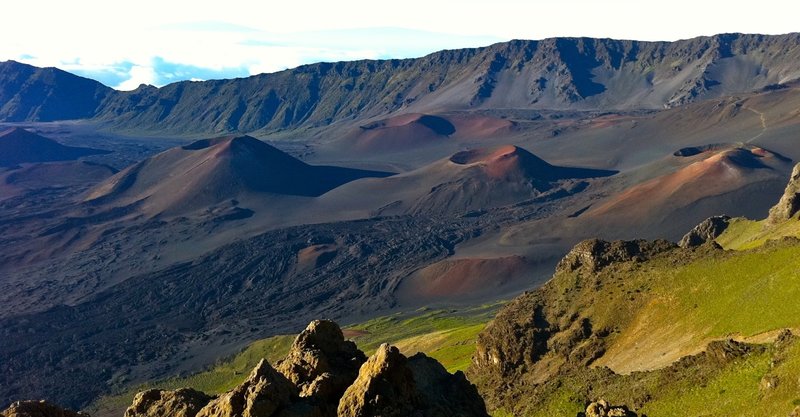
342 329 370 338
345 113 514 153
449 145 532 179
87 135 392 216
396 255 531 304
589 146 780 219
0 127 108 166
448 144 616 181
351 113 454 152
446 113 515 138
296 244 338 273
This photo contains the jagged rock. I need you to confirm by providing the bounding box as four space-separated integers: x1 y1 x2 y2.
679 215 731 248
768 163 800 223
276 320 366 402
580 399 637 417
775 329 796 348
705 339 751 363
124 388 212 417
0 400 87 417
337 344 419 417
196 359 298 417
556 239 676 274
337 344 489 417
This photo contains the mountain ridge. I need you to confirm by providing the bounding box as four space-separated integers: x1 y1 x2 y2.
3 33 800 134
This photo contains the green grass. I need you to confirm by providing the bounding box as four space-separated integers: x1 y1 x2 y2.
640 243 800 342
88 334 295 413
345 303 501 372
640 353 773 416
497 235 800 416
716 216 800 251
89 303 502 415
637 340 800 417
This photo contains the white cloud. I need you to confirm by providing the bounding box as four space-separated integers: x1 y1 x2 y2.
2 0 799 89
116 65 158 91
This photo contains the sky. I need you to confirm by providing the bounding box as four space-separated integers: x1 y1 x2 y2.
2 0 798 90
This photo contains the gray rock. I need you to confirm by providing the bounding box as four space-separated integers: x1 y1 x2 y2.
1 400 88 417
124 388 211 417
768 163 800 223
679 215 731 248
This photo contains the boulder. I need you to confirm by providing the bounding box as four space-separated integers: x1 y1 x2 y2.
338 344 489 417
678 215 731 248
196 359 298 417
1 400 87 417
124 388 212 417
276 320 366 402
337 344 419 417
768 163 800 223
581 399 637 417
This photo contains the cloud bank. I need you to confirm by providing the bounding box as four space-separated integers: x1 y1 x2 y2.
1 0 797 90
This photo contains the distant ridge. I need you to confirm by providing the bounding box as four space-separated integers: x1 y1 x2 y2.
0 61 109 121
2 33 800 133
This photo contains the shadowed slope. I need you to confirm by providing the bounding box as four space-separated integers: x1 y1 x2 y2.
0 127 108 166
0 60 110 122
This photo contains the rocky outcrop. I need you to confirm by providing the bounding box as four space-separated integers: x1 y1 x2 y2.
196 359 298 417
768 163 800 223
124 388 212 417
580 400 637 417
678 215 731 248
337 344 420 417
119 321 485 417
556 239 676 274
0 400 87 417
338 344 489 417
276 320 366 402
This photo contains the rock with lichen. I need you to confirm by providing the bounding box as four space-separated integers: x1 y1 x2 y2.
124 388 211 417
1 400 88 417
768 163 800 223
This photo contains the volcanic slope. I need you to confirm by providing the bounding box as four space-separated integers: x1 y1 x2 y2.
4 33 800 134
577 144 793 237
86 135 392 217
316 144 616 217
337 113 515 154
0 127 108 166
0 61 110 122
468 166 800 417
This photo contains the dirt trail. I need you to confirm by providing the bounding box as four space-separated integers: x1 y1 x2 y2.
743 106 768 143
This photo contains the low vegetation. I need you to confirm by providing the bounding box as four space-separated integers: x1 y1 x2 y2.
89 304 501 416
473 224 800 416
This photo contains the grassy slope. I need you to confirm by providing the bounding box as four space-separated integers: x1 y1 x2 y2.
498 219 800 416
89 304 500 415
716 216 800 251
91 216 800 417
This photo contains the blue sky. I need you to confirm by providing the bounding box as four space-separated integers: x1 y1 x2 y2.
2 0 798 90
